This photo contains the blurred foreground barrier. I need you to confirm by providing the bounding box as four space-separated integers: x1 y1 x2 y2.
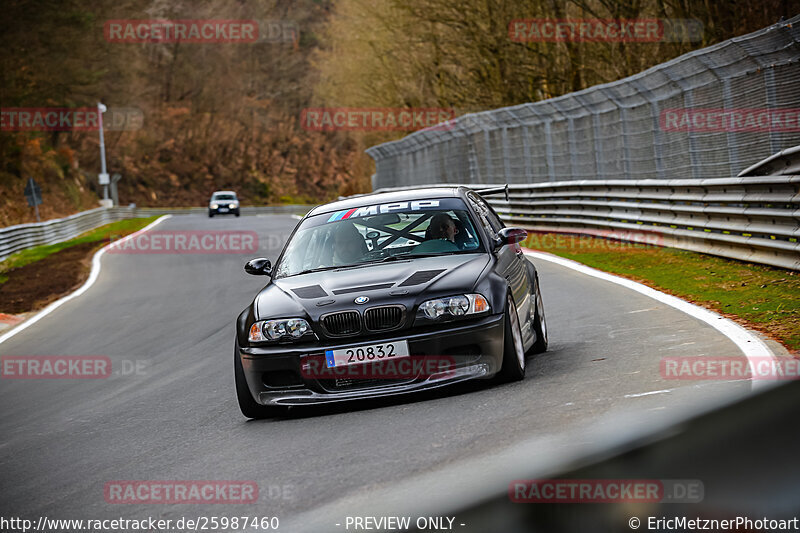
0 205 310 261
410 381 800 532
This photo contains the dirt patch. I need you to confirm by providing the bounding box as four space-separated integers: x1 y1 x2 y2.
0 241 103 313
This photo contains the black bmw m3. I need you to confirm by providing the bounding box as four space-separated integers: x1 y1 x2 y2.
234 186 547 418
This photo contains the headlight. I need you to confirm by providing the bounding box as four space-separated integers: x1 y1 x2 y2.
229 203 236 209
418 294 490 320
210 203 219 209
248 318 312 342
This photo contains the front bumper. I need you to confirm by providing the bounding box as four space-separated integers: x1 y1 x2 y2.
209 206 239 215
238 314 505 406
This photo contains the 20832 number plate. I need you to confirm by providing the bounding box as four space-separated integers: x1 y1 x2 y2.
325 341 410 368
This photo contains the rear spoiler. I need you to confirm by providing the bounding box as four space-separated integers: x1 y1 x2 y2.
473 184 509 201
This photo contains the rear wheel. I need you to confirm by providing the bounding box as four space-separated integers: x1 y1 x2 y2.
234 340 280 419
529 275 548 354
498 293 526 382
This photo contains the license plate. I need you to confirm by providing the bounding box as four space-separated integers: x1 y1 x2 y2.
325 341 410 368
219 208 229 212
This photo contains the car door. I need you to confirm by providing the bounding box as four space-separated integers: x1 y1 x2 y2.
467 192 533 340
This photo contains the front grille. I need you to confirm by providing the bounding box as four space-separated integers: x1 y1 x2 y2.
321 311 361 336
364 305 404 331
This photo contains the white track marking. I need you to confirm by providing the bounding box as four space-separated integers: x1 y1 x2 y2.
523 249 778 391
0 215 171 347
624 389 675 398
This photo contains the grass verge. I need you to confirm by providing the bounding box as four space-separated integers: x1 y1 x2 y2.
0 217 159 283
524 232 799 352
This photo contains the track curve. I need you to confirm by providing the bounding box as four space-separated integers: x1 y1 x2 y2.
0 214 755 529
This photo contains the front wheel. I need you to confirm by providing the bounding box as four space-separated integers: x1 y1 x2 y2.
234 340 280 419
497 294 526 382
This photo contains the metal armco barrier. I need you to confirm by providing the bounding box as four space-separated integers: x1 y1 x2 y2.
366 17 800 270
0 205 310 262
493 177 800 270
373 177 800 270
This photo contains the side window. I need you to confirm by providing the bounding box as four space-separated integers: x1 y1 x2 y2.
467 193 503 234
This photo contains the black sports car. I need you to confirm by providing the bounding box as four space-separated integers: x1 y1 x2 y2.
234 186 547 418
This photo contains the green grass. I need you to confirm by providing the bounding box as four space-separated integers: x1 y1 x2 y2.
523 233 800 351
0 217 159 283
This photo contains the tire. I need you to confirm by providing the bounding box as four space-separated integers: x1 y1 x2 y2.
235 211 240 217
497 293 526 382
209 212 214 218
529 275 548 354
234 340 279 419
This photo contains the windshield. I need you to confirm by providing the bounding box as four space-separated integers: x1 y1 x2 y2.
212 194 236 201
274 198 484 278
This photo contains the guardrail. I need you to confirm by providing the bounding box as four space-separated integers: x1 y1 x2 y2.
375 176 800 270
0 205 310 262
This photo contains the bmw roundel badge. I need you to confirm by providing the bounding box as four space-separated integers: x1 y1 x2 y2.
354 296 369 304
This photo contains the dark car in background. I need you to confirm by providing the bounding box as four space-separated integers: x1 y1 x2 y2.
209 190 240 217
234 186 547 418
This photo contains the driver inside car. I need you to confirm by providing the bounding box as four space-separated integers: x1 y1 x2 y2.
429 212 459 243
413 213 460 253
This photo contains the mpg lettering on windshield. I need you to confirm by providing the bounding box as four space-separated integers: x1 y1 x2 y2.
327 200 441 222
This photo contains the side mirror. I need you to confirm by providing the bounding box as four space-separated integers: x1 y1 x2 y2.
244 258 272 276
495 228 528 249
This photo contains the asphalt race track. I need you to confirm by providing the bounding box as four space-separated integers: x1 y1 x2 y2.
0 214 756 531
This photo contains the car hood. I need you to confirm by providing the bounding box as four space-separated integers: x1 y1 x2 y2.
254 254 490 321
